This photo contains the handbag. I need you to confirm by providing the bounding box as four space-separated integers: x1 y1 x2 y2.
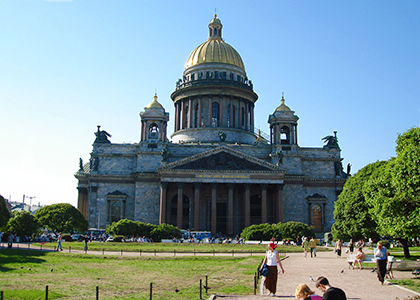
259 263 269 277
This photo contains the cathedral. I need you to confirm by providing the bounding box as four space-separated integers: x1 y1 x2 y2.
75 15 347 237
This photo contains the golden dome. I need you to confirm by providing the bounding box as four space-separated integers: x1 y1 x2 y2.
276 95 291 112
146 93 164 109
184 15 245 70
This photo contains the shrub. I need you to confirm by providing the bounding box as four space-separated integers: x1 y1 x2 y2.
62 234 72 242
113 235 125 242
240 223 276 241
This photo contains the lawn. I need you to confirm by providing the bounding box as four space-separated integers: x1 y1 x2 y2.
0 248 264 300
29 241 326 254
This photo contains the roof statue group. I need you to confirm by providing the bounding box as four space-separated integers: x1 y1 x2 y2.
75 14 348 236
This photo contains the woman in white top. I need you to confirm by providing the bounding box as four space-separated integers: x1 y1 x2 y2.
261 242 285 297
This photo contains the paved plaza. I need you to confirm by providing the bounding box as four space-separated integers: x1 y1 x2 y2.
213 250 420 300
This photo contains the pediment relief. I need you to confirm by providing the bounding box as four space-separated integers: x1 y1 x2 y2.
159 146 287 173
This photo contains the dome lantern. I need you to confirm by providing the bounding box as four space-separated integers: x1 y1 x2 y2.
208 14 222 40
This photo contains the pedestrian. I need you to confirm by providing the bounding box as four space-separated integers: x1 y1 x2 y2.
335 239 342 258
83 234 89 252
295 283 323 299
7 232 14 249
374 241 389 284
261 242 284 297
347 239 354 254
302 237 310 258
309 237 317 258
315 276 347 300
56 232 63 251
352 247 365 270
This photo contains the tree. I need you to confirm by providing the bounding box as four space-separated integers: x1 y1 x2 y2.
6 211 40 238
276 221 314 241
240 223 276 241
331 161 384 241
106 219 140 236
150 223 181 241
364 127 420 258
35 203 88 234
0 195 11 230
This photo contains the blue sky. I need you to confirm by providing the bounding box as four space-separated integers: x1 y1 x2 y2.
1 1 419 207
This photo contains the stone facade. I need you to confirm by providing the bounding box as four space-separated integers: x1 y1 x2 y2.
75 15 347 237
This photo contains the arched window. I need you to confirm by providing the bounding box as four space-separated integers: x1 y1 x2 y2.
148 123 159 139
312 205 322 229
280 126 290 144
212 102 220 127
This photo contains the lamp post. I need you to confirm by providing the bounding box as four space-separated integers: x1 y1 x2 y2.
26 196 36 212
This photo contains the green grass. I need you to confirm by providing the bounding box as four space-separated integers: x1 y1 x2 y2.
31 241 328 254
0 248 264 300
389 278 420 294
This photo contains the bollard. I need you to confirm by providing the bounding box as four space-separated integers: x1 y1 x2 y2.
205 275 208 294
150 282 153 300
254 273 257 295
199 279 202 300
96 286 99 300
1 290 3 300
46 285 49 300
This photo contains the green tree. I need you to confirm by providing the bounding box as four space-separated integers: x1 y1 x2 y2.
364 127 420 258
6 211 40 238
331 161 384 241
150 223 181 241
0 195 11 230
240 223 276 241
106 219 140 236
35 203 88 234
276 221 314 241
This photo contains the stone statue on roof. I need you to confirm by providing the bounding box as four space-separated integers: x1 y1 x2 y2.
94 125 112 144
322 131 340 150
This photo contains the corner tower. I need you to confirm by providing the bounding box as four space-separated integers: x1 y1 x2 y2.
170 15 258 144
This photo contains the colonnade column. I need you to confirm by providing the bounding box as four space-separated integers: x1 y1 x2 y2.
181 101 185 130
187 98 192 128
245 184 250 227
193 183 201 230
245 102 249 130
229 98 233 128
211 184 217 233
261 184 267 223
175 102 179 131
198 98 202 127
177 183 184 229
228 184 234 235
159 182 167 224
208 96 212 127
276 184 284 223
219 95 223 127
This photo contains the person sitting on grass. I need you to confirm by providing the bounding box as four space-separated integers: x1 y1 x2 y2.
353 247 365 270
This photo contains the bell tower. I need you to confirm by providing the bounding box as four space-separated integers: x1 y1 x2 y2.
268 95 299 145
139 93 169 143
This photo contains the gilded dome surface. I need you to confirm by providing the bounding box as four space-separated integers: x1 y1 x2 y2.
145 93 164 109
184 15 245 71
275 97 291 112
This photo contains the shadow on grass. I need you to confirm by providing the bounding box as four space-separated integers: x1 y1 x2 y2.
0 249 47 272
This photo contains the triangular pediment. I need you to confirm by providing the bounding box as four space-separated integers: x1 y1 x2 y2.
141 110 167 118
158 146 286 173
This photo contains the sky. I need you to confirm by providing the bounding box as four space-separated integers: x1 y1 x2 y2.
1 1 419 208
